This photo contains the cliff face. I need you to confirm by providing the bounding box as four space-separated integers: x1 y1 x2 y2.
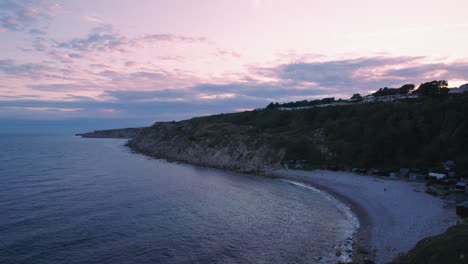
77 128 144 139
127 122 286 172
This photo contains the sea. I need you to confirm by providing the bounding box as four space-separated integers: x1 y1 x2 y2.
0 134 358 264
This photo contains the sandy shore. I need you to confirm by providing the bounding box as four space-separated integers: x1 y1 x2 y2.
272 169 458 264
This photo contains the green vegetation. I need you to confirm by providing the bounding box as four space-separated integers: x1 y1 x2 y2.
373 84 415 96
390 223 468 264
173 92 468 174
266 97 338 109
266 80 454 109
414 80 449 97
350 93 363 100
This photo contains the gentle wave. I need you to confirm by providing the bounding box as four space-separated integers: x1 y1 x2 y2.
281 179 360 263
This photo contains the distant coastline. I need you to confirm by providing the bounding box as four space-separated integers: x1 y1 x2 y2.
76 127 144 139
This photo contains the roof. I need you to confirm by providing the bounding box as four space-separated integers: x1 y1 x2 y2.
429 172 446 179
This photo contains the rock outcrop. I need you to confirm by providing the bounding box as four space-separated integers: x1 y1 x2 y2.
77 128 144 139
127 122 285 173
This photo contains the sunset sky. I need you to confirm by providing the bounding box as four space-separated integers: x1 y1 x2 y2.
1 0 468 132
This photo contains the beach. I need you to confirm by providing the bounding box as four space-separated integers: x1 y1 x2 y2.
272 169 458 264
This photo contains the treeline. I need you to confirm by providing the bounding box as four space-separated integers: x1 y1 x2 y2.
266 80 460 109
186 92 468 175
266 97 337 109
373 83 415 96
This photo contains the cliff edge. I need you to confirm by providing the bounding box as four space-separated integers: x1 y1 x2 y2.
127 121 285 172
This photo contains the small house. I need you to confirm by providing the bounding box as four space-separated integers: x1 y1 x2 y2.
400 168 410 174
409 173 426 181
428 172 446 180
455 182 467 191
389 172 398 178
399 168 410 177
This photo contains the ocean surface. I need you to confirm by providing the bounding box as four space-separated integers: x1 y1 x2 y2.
0 134 358 264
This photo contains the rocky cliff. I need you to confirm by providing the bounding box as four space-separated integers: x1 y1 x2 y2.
127 121 286 172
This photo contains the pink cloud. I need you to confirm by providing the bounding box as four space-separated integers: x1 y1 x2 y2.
217 49 241 58
96 108 120 114
23 8 41 18
139 34 208 44
85 15 104 24
6 17 18 26
46 4 62 15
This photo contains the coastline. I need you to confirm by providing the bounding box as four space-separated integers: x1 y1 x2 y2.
281 179 367 263
279 177 372 263
123 140 372 262
85 137 458 263
272 169 458 264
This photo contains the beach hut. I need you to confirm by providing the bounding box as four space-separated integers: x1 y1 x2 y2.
399 168 410 178
389 172 398 178
409 173 426 181
455 182 467 191
428 172 446 180
399 168 410 175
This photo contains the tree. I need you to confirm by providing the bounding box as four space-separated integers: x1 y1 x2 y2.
266 102 280 109
373 84 415 96
350 93 363 100
400 84 416 94
414 80 448 97
321 97 335 104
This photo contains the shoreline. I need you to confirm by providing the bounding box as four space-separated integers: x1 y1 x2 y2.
92 138 458 263
272 169 458 264
281 179 368 263
121 141 373 262
279 177 373 263
125 146 375 262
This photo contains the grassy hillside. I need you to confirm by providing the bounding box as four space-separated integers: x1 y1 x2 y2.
389 223 468 264
167 94 468 174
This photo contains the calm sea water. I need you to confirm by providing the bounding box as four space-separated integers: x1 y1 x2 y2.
0 135 357 264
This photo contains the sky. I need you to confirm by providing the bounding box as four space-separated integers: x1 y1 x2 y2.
1 0 468 132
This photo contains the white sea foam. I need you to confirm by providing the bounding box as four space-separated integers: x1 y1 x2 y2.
282 180 360 263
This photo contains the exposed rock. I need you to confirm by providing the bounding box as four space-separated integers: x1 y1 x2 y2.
127 122 286 173
77 128 144 139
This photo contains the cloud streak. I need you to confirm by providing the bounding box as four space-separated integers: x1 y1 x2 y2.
0 0 60 32
2 54 468 122
56 25 210 54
